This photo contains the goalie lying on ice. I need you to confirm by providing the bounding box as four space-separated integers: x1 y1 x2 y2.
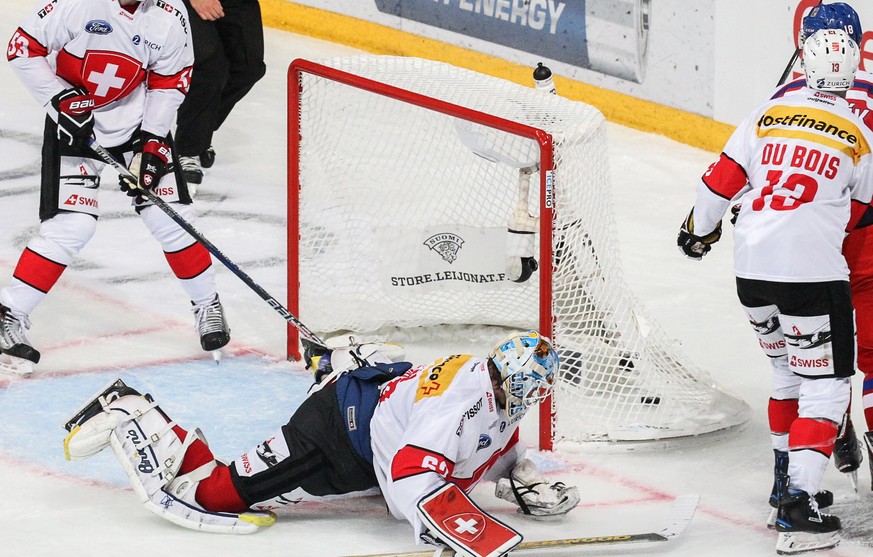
62 330 579 556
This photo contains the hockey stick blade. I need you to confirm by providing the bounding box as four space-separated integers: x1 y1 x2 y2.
344 494 700 557
85 137 327 349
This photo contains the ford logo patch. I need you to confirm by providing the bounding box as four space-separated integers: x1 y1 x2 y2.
477 434 492 451
85 20 112 35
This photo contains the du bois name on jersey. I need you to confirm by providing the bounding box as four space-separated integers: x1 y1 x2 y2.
692 87 873 283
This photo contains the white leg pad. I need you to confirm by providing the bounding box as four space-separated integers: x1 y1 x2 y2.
72 392 274 534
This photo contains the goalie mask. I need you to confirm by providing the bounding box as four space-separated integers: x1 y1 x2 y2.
802 29 859 92
490 331 558 420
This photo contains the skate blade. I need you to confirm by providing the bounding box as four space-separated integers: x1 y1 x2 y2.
776 531 840 555
0 354 34 376
844 469 859 493
766 507 777 529
211 349 222 364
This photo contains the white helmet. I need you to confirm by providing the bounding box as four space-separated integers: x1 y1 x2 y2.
802 28 859 92
489 330 558 421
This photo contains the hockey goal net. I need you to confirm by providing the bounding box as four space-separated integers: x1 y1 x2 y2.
287 56 749 449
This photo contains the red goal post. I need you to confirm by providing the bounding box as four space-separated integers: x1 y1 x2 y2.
286 56 749 449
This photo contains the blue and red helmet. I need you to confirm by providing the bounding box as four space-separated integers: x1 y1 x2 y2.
801 2 863 45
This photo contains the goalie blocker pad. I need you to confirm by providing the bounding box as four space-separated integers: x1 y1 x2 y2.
417 483 522 557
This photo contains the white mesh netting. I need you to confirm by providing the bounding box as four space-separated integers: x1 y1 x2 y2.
289 56 749 443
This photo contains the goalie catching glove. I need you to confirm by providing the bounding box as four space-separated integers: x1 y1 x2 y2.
120 132 173 202
494 458 580 518
677 208 722 260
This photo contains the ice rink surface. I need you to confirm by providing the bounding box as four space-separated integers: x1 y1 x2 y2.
0 1 871 555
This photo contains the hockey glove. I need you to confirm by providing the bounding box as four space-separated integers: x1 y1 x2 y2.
50 87 95 148
495 458 580 519
729 203 742 226
677 209 722 260
120 132 172 202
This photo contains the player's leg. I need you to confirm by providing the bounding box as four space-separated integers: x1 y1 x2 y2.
737 282 796 509
229 379 380 509
212 0 266 132
174 9 225 184
132 145 230 356
772 281 854 554
737 278 838 533
837 227 869 477
1 119 101 373
63 378 275 533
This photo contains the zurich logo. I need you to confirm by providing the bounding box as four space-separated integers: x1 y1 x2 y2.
84 20 112 35
132 35 141 45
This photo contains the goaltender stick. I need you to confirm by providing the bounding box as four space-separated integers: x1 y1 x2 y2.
63 330 580 556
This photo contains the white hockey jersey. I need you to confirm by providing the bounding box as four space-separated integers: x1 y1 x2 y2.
7 0 193 147
692 87 873 282
370 354 522 542
772 70 873 130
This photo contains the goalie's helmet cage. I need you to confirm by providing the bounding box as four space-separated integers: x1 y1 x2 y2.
490 331 558 421
287 56 749 447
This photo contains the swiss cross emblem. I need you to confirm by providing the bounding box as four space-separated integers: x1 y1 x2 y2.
443 513 484 543
82 51 143 108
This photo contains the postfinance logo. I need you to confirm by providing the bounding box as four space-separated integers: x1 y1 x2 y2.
415 354 471 401
757 105 870 163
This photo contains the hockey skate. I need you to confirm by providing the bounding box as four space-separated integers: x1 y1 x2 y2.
775 490 841 555
193 294 230 363
0 303 40 376
180 155 202 185
766 450 832 529
200 145 216 169
63 378 275 534
833 414 863 491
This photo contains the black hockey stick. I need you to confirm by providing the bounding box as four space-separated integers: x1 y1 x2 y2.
345 494 699 557
778 1 823 86
86 137 328 349
776 49 801 86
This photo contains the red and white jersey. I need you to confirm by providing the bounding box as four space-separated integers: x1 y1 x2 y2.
693 87 873 282
7 0 193 147
370 354 522 542
772 70 873 130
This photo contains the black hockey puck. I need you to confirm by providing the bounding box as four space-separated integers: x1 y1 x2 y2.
640 396 661 405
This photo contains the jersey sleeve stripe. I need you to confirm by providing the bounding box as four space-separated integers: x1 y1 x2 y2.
391 444 456 482
147 66 192 93
7 28 48 61
701 153 748 200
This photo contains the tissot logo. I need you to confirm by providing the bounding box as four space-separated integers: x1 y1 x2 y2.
424 232 464 263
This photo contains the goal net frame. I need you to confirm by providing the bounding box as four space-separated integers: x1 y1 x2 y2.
286 56 749 451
